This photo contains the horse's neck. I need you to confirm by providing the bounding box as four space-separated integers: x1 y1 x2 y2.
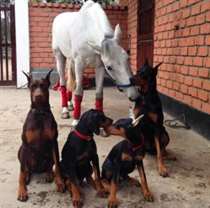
80 2 113 46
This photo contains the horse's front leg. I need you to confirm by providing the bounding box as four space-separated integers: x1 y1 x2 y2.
72 58 85 126
95 65 105 111
54 49 69 119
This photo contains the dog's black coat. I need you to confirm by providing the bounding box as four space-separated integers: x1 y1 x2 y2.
133 62 170 154
102 118 145 183
61 109 112 184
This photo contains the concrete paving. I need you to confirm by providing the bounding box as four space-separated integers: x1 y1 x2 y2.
0 87 210 208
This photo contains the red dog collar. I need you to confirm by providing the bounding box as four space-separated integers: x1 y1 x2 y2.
74 130 92 141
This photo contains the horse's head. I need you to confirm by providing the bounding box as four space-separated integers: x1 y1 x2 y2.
88 24 139 101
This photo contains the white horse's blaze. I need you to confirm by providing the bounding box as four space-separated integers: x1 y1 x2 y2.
52 0 139 123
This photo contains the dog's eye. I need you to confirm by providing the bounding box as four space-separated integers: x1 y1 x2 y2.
106 66 113 71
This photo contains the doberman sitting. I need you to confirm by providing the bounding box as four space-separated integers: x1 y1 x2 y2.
102 114 153 208
60 109 113 208
17 70 65 201
130 60 176 177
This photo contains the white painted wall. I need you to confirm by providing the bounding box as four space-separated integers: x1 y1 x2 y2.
15 0 30 88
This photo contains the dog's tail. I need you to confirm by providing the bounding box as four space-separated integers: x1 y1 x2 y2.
66 59 76 91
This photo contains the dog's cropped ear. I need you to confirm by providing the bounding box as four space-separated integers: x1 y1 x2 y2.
45 69 53 86
22 71 32 87
153 62 162 76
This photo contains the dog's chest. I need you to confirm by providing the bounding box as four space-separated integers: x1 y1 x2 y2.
24 112 57 143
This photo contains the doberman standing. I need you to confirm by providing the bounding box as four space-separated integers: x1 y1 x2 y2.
131 60 176 177
17 70 65 201
102 115 153 208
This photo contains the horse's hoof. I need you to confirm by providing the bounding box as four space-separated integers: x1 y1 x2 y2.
61 112 70 119
72 119 79 127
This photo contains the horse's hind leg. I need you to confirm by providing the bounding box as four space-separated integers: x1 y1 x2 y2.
95 65 105 111
54 48 69 119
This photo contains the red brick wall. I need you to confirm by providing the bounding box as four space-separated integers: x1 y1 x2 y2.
29 2 128 77
127 0 138 71
154 0 210 115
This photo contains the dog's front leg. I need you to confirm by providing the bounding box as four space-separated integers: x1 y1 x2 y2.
154 136 169 177
136 161 153 202
108 180 119 208
17 168 28 201
92 154 107 198
52 140 65 192
66 179 83 208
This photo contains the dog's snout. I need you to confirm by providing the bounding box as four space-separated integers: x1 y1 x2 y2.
34 88 43 97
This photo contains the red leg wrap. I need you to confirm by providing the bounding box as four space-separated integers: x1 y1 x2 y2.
60 86 68 107
73 95 83 119
95 98 103 112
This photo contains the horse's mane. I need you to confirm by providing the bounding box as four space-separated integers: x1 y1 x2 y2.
80 0 114 45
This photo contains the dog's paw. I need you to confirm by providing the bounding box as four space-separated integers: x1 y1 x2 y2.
72 197 83 208
45 172 54 183
108 197 119 208
143 191 154 202
17 186 28 202
159 167 169 177
55 176 65 193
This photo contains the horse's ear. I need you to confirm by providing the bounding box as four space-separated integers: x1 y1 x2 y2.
22 71 31 87
153 62 162 76
45 69 53 86
114 24 122 43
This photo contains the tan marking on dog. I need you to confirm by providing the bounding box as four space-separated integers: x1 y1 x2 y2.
43 128 56 140
121 153 133 161
25 130 40 143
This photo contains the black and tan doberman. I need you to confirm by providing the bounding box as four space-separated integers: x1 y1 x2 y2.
17 70 65 201
130 60 176 177
102 116 153 208
60 109 113 208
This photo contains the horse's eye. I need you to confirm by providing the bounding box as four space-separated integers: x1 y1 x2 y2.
106 66 113 71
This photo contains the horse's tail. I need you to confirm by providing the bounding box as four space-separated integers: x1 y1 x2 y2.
66 59 76 92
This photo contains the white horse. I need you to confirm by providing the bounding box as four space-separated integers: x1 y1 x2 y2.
52 0 139 126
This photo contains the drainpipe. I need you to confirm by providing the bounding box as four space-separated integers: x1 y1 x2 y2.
15 0 30 88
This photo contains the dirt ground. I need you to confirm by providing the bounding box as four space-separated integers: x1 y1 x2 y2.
0 87 210 208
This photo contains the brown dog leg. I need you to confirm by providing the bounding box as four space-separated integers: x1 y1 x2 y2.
66 179 83 208
137 161 153 202
108 181 119 208
154 137 169 177
17 169 28 202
